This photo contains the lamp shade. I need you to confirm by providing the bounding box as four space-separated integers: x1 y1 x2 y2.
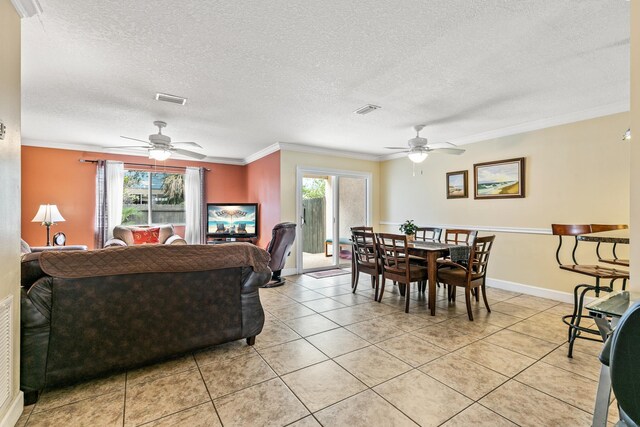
32 204 65 224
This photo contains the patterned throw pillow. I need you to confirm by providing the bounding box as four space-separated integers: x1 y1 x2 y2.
131 227 160 245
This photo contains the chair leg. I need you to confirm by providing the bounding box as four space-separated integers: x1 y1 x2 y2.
373 275 379 302
378 274 386 302
567 284 591 342
568 285 595 358
371 275 375 289
465 287 473 321
481 283 491 313
405 282 411 313
399 283 406 297
474 288 479 302
352 269 359 293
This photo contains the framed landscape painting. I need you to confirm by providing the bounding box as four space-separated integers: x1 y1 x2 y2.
474 157 525 199
446 170 468 199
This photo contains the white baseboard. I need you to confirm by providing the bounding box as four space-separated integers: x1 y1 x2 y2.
486 277 597 304
0 392 23 427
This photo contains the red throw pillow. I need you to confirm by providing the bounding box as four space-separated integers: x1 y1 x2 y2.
131 227 160 245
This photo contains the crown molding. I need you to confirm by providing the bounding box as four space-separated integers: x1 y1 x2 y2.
243 142 281 164
21 138 246 165
446 101 629 146
277 142 382 161
377 102 630 161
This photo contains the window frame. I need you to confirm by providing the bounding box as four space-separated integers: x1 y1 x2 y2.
122 169 186 226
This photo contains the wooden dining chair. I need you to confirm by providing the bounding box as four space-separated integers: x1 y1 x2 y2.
351 229 380 299
551 224 629 357
415 227 442 242
590 224 629 267
375 233 428 313
443 228 477 244
350 226 374 287
437 235 495 321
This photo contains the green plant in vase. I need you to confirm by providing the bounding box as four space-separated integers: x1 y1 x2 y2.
399 220 418 241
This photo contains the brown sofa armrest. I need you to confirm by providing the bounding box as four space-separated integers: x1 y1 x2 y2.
165 235 187 245
30 245 88 252
104 238 127 248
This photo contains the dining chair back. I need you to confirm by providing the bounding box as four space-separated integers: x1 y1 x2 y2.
590 224 629 266
444 229 477 245
351 229 381 299
551 224 592 266
415 227 442 242
375 233 428 313
437 235 495 320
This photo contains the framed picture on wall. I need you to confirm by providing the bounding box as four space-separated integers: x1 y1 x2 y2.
446 170 468 199
474 157 525 199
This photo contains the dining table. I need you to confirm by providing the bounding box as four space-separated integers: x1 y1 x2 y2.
406 240 465 316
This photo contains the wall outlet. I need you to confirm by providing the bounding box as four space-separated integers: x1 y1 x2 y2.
0 121 5 140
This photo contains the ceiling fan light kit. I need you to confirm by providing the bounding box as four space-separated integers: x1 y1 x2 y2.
385 124 466 163
111 120 206 161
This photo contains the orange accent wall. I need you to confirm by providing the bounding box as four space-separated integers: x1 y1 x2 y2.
246 151 281 248
22 146 249 248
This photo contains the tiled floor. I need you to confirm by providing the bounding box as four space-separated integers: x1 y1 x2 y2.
17 272 616 427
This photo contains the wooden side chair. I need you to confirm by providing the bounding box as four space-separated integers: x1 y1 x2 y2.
437 235 495 321
551 224 629 357
443 228 477 244
350 226 374 287
375 233 428 313
415 227 442 242
351 229 380 299
590 224 629 267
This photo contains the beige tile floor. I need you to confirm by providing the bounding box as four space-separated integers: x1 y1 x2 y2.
17 272 616 427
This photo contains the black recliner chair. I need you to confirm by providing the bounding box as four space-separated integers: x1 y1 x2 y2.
263 222 296 288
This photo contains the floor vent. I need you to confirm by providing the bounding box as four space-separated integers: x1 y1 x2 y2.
0 295 13 410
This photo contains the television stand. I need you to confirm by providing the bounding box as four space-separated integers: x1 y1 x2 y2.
206 236 258 245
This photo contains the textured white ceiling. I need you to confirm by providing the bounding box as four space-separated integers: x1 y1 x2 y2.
21 1 630 161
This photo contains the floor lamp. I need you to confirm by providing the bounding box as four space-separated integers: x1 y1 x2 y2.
31 204 65 246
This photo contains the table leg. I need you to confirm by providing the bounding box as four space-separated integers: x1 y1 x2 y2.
427 251 438 316
592 364 611 427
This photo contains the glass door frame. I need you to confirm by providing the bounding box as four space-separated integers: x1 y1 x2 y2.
296 166 372 274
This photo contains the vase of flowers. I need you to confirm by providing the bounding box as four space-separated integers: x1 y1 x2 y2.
399 220 418 241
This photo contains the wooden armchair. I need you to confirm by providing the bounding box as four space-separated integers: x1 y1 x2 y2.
375 233 428 313
437 235 495 321
415 227 442 242
351 229 380 300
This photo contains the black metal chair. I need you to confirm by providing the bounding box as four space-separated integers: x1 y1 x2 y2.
551 224 629 357
599 301 640 426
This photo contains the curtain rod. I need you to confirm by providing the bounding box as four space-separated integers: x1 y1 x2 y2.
79 159 210 171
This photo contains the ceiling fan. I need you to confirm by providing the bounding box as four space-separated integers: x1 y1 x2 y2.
385 125 465 163
111 121 206 161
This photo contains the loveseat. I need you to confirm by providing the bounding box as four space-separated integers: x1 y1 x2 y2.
21 243 270 403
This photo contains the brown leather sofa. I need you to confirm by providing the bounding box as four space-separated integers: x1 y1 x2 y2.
104 224 187 247
21 243 270 403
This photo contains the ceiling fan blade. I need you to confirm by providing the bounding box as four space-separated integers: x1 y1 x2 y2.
171 148 207 160
428 141 459 148
120 136 151 144
429 147 466 155
172 141 203 149
384 146 409 150
108 145 151 149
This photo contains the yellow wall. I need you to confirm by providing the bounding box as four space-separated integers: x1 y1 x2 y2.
0 0 22 421
631 0 639 290
380 113 630 295
279 150 380 270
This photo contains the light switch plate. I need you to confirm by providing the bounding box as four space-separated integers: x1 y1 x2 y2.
0 121 5 140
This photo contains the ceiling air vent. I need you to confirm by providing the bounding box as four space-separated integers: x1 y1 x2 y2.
354 104 381 115
155 93 187 106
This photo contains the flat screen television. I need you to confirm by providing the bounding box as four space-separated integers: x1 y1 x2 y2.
207 203 259 238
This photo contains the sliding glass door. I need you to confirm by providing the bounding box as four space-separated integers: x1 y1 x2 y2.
297 168 370 273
